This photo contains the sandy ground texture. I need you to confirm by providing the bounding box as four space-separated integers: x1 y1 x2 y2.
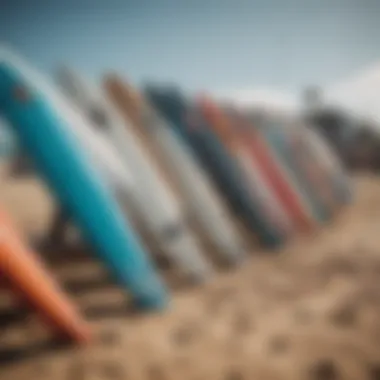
0 163 379 380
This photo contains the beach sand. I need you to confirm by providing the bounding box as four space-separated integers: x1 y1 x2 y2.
0 162 379 380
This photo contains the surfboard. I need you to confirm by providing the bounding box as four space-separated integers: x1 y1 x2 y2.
56 66 212 283
300 124 352 206
103 75 247 266
242 111 321 223
221 105 315 233
0 55 168 310
4 69 142 250
0 205 90 343
0 119 17 158
285 122 337 215
8 64 159 251
198 96 295 237
145 86 285 248
257 118 330 223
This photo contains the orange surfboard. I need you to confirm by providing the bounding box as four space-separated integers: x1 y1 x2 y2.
199 96 314 232
0 206 90 344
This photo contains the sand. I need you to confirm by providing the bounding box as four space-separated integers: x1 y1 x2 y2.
0 163 379 380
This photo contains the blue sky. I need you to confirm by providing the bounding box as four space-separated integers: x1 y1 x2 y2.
1 0 380 94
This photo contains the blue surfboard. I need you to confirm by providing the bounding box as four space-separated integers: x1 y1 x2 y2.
145 86 285 248
0 61 168 310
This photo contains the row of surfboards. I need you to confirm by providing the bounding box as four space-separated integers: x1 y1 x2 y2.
0 49 352 345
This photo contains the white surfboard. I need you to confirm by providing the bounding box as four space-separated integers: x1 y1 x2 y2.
56 66 212 282
103 76 247 265
0 49 139 218
300 124 353 203
234 148 295 236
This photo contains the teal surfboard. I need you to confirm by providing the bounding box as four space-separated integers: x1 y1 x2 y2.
0 61 168 310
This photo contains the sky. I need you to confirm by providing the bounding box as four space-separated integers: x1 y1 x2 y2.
1 0 380 96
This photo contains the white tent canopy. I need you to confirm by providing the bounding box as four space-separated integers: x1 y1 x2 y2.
324 62 380 129
216 88 301 117
215 61 380 132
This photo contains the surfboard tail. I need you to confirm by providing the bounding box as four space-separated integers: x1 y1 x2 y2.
0 206 90 344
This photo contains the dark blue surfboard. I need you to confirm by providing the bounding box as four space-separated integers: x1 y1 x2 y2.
145 86 285 248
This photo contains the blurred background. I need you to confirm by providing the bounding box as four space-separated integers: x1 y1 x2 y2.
2 0 380 92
